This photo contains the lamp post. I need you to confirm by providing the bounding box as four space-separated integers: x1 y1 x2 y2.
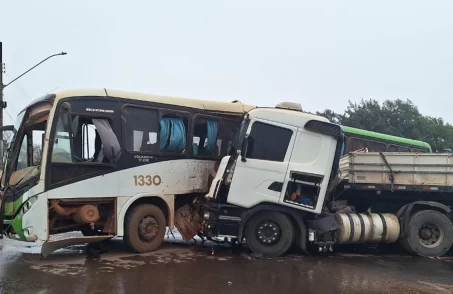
0 42 67 166
0 43 67 125
2 51 67 90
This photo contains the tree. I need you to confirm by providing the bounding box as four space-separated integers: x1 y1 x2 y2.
32 144 42 166
316 98 453 152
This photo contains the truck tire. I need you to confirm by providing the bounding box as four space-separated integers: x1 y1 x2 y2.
403 210 453 257
398 235 415 255
124 204 166 253
245 211 295 257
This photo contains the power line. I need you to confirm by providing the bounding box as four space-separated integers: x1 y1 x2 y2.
4 108 14 123
4 71 30 115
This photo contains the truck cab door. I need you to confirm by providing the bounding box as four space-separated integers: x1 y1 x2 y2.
226 119 296 208
278 124 340 214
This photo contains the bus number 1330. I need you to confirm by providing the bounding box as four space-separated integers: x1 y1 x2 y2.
133 175 162 186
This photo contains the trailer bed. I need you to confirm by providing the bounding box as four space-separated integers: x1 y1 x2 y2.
339 152 453 189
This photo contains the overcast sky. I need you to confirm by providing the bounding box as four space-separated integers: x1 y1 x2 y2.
1 0 452 126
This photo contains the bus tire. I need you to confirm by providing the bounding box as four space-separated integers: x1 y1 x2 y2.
245 211 295 257
124 204 166 253
403 210 453 257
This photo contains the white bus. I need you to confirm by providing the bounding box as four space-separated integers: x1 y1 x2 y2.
0 88 255 257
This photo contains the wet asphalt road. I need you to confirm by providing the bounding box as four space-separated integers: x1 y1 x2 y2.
1 232 453 294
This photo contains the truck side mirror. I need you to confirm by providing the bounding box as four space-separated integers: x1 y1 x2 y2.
241 135 250 162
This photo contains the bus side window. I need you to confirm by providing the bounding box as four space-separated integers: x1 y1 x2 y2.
348 137 386 152
159 114 188 154
411 148 425 153
218 119 238 157
52 114 120 165
51 114 73 164
388 144 410 152
387 145 398 152
123 107 159 153
123 107 188 155
75 117 120 164
193 118 218 156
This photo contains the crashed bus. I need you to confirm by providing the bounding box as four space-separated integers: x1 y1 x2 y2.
0 88 255 257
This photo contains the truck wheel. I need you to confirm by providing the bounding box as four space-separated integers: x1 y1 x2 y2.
245 211 295 257
124 204 167 253
403 210 453 257
398 235 415 255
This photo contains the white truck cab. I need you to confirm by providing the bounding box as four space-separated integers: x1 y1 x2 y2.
203 103 345 256
202 102 453 259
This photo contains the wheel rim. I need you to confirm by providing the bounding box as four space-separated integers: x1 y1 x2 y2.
138 216 159 243
256 219 281 246
417 222 444 248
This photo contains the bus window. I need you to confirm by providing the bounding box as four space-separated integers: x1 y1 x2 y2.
32 130 45 166
51 114 72 163
192 118 237 157
387 144 410 152
218 120 237 157
51 112 120 165
193 118 218 156
16 135 29 170
123 106 160 153
123 107 188 155
411 148 426 153
347 137 386 152
159 115 187 154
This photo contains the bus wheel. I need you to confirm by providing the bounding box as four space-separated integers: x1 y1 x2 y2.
245 211 295 257
403 210 453 257
124 204 166 253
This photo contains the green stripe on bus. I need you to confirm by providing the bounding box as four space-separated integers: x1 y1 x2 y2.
342 126 432 151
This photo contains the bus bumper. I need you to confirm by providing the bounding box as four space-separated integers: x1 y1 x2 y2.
10 214 35 241
10 195 48 242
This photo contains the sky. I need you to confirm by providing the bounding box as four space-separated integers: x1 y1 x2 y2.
1 0 453 126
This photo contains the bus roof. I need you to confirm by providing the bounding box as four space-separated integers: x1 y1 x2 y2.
28 88 257 115
342 125 432 151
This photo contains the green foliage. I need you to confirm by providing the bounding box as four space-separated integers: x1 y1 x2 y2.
316 98 453 152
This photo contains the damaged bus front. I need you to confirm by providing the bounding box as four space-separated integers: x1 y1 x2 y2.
0 88 255 257
0 94 54 243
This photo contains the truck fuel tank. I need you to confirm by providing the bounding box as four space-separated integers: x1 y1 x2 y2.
335 213 400 244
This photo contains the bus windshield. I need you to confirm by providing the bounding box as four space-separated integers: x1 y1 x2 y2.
2 111 25 172
1 101 50 189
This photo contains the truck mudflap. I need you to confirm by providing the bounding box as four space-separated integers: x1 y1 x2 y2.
40 235 114 258
174 204 203 241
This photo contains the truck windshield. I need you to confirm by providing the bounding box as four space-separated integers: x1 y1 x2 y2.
230 117 249 155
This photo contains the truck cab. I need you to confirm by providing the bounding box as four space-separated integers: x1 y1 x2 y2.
203 103 344 256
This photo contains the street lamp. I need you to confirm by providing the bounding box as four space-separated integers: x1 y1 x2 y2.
0 46 67 167
2 51 67 90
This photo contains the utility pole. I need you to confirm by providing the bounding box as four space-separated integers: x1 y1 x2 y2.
1 41 4 135
0 42 8 128
0 42 5 166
